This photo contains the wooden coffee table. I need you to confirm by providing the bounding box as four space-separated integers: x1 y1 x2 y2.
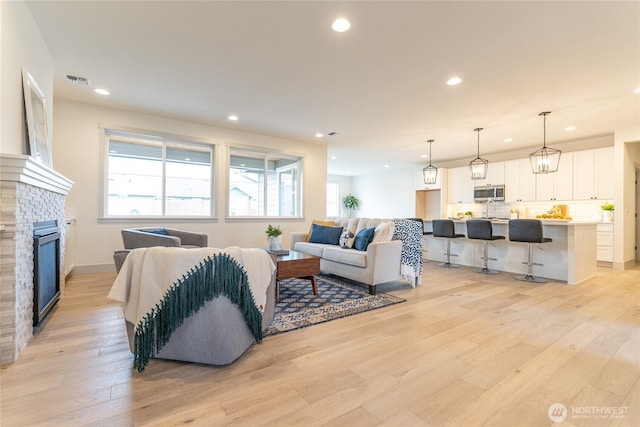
275 250 320 302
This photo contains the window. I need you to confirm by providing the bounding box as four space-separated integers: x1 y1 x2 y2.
104 129 214 217
228 147 302 217
326 181 340 217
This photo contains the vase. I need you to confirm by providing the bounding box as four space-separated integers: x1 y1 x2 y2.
602 210 614 223
268 235 283 251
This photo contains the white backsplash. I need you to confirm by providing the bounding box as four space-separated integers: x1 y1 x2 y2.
447 199 609 222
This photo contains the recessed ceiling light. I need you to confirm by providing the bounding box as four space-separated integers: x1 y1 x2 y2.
185 158 190 161
315 133 324 138
504 138 513 143
634 87 640 93
384 164 390 168
330 156 336 160
332 18 351 32
94 88 110 95
564 126 576 131
228 115 239 121
446 76 462 86
420 154 427 158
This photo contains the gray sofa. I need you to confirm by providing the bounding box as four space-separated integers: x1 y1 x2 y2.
291 218 415 295
114 249 276 367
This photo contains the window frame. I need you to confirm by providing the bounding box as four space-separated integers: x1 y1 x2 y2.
99 127 216 221
226 145 304 220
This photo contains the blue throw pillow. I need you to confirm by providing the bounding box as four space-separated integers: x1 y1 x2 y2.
309 224 343 245
353 227 375 251
143 228 169 235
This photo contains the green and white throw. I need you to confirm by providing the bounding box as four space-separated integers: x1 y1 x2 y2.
108 247 275 372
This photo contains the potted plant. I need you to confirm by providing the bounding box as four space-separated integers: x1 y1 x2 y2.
343 194 360 217
464 211 473 220
265 224 283 250
601 202 614 222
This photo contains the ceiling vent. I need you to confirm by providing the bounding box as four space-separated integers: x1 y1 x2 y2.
66 74 91 86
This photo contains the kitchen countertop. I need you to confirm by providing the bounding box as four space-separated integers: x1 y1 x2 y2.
423 218 599 226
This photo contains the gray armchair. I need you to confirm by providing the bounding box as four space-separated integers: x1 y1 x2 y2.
114 227 208 272
121 227 208 249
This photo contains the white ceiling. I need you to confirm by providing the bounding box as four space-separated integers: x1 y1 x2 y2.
26 1 640 176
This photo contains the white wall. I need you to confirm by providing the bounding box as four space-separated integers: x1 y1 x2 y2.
352 168 416 218
0 0 53 155
327 174 353 217
614 124 640 268
52 99 327 271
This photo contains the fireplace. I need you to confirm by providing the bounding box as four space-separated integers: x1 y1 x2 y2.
33 220 61 325
0 154 73 364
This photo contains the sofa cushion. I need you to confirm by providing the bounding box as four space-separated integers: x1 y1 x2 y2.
306 220 336 242
354 227 375 251
339 229 355 249
333 218 359 235
354 218 388 236
323 246 367 268
309 224 343 245
372 221 395 243
294 242 334 257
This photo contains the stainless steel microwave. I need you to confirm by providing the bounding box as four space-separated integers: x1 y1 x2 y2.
474 185 505 202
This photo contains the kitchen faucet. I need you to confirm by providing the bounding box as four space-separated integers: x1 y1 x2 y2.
483 198 495 218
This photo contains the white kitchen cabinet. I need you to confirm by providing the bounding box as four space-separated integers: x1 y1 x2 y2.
64 219 76 277
573 147 614 200
447 167 463 204
595 147 615 200
415 167 442 190
596 223 614 264
536 152 573 201
475 161 505 187
504 158 536 202
447 166 474 203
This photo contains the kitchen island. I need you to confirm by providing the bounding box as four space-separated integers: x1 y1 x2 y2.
423 219 598 284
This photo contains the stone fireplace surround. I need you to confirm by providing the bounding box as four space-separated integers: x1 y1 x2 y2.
0 154 73 364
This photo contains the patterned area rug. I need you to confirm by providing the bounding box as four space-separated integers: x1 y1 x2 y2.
264 275 405 337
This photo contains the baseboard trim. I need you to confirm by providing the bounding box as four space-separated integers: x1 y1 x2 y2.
70 264 116 275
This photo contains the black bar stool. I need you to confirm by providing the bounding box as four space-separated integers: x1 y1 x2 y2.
432 219 465 268
508 219 552 283
466 220 505 275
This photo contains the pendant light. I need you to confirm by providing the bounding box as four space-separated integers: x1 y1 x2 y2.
529 111 561 174
469 127 488 180
422 139 438 184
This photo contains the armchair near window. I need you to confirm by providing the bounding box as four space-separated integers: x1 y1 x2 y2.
121 227 208 249
114 227 208 273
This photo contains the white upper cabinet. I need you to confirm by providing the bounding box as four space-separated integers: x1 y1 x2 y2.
447 166 474 203
474 161 505 187
573 147 614 200
535 152 573 201
415 166 442 190
504 158 536 202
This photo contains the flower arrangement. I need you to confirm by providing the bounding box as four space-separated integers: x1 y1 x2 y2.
601 202 614 211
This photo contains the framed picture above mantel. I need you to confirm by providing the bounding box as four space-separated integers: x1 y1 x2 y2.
22 70 52 168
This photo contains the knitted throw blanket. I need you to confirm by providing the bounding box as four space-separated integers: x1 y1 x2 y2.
108 247 275 372
393 218 424 286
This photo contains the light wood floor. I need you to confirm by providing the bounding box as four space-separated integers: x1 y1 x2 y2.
1 264 639 427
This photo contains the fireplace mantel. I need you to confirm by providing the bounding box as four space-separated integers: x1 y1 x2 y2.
0 154 73 364
0 154 73 195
